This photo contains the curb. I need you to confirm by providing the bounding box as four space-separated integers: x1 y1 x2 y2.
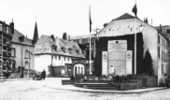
45 85 168 94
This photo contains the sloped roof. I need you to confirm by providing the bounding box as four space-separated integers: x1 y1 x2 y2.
12 30 33 46
112 13 136 21
98 13 159 37
34 35 84 58
155 25 170 41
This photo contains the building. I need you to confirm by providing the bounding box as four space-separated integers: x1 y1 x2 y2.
0 21 14 78
155 25 170 79
11 29 34 73
94 13 169 84
34 35 84 76
10 22 38 78
71 34 97 59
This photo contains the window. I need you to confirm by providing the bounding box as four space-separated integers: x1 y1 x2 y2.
11 48 16 57
158 46 160 58
76 50 80 54
51 45 57 51
68 48 72 54
167 29 170 33
61 47 66 53
19 36 25 42
25 50 30 58
158 34 160 44
58 56 61 60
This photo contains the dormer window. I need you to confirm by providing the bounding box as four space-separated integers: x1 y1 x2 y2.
51 45 57 51
76 50 80 54
68 48 72 54
61 47 66 53
19 36 24 42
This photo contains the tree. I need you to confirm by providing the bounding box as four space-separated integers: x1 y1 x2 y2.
143 49 154 75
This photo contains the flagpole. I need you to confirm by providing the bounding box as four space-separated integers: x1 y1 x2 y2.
134 18 137 74
89 31 92 75
134 0 137 74
89 5 92 75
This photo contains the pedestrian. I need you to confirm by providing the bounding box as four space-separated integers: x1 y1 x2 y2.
41 70 46 80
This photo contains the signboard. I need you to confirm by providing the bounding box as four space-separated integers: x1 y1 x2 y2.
107 40 127 76
108 50 126 75
102 51 108 75
108 40 127 51
126 50 132 75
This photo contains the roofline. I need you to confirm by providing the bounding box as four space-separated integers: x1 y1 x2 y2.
71 34 96 40
14 29 33 40
158 32 170 42
34 53 85 58
11 41 34 47
98 15 158 37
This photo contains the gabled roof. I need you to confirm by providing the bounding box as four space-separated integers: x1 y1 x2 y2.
12 29 33 46
112 13 136 21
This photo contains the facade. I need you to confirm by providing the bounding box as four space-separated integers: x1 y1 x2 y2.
11 30 34 72
155 25 170 83
94 13 169 84
71 34 96 74
34 35 84 76
0 21 14 77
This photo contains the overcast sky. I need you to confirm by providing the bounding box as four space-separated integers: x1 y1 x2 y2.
0 0 169 38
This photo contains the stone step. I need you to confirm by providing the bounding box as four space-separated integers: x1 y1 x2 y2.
86 86 116 90
75 82 113 87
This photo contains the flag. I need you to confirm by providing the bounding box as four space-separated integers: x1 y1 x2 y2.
132 4 137 17
89 6 92 32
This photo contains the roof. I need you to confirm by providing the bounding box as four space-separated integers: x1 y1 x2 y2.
34 35 85 58
12 29 33 46
154 25 170 41
112 13 136 21
98 13 159 37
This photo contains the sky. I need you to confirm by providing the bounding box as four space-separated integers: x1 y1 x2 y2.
0 0 169 39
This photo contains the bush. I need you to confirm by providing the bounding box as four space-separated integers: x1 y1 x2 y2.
110 74 157 89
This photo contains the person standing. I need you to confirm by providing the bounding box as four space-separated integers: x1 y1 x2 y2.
41 70 46 80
